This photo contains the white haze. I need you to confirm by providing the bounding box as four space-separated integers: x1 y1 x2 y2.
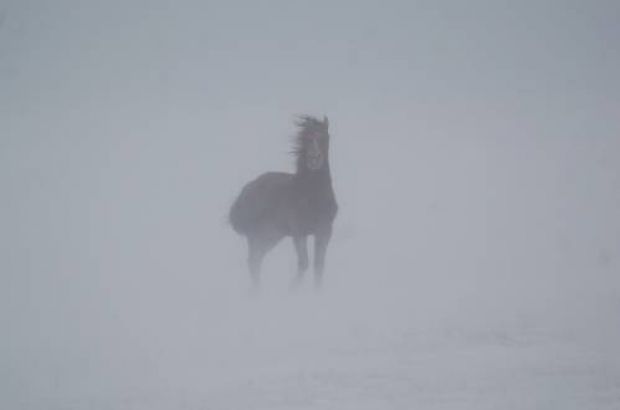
2 1 619 408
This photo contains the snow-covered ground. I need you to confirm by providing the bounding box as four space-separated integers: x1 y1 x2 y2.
35 321 620 409
13 274 619 410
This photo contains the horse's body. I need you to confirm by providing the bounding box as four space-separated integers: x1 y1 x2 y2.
229 116 337 287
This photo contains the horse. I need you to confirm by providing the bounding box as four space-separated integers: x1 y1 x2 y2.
229 115 338 288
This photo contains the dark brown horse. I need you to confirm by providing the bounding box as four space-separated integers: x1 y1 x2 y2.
229 115 338 287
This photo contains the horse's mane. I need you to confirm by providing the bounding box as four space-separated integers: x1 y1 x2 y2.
291 115 324 157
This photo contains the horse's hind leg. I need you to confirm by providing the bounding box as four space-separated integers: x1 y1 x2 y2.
247 233 282 287
247 237 265 288
291 236 309 287
314 225 333 288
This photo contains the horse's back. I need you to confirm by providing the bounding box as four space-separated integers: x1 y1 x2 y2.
229 172 293 234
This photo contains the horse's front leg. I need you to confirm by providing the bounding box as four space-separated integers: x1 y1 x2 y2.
313 225 332 288
291 236 309 287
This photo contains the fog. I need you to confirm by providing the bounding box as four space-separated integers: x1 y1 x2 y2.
2 1 619 408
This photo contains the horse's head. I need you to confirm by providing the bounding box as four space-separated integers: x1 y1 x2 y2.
295 115 330 172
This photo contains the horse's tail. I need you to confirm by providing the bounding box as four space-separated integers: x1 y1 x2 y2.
228 191 251 235
229 180 265 235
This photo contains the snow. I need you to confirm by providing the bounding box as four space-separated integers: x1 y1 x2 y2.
21 282 620 410
2 1 620 409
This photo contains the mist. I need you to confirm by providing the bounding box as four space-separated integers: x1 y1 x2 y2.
2 1 620 408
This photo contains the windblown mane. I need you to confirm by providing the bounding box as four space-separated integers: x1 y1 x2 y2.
291 115 324 157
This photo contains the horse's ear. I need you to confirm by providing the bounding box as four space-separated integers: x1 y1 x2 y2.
323 115 329 129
